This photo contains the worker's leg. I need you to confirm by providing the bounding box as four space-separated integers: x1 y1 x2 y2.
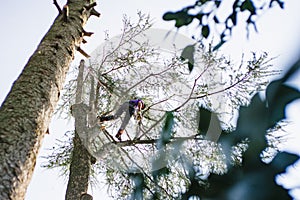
115 105 135 141
98 102 128 122
98 115 114 122
114 102 129 118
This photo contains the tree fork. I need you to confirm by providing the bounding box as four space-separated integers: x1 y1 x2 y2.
0 1 100 199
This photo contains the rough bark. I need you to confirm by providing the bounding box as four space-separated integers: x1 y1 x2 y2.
65 60 94 200
0 1 99 199
65 132 92 200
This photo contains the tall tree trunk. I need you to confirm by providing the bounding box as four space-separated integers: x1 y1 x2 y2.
66 133 92 200
65 60 94 199
0 1 99 199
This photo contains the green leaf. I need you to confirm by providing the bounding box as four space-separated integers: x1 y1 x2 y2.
237 93 267 134
266 80 300 127
195 13 204 22
180 44 195 72
215 0 221 8
281 58 300 82
157 112 174 149
235 94 268 153
229 11 237 26
163 11 193 28
187 62 194 73
181 179 202 199
201 25 210 38
197 107 211 134
213 16 219 23
241 0 256 14
162 12 176 21
269 0 284 9
175 13 193 28
271 152 299 174
198 107 223 142
129 172 145 199
163 111 174 134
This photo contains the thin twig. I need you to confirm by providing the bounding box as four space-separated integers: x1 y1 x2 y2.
53 0 62 14
117 135 203 147
191 70 252 100
124 63 175 94
118 146 172 198
76 46 91 58
172 60 214 112
136 115 165 140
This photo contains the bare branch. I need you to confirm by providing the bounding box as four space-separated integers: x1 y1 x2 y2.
172 61 214 112
191 69 252 100
76 46 91 58
118 146 173 198
136 115 165 140
117 135 202 147
124 63 175 94
82 29 94 37
53 0 62 14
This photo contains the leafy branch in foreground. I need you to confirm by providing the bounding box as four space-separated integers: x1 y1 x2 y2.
163 0 285 49
43 12 287 199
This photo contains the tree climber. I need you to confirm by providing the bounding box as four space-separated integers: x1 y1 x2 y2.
98 99 146 141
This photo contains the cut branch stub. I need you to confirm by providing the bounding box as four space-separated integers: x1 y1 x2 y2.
90 8 101 17
76 46 91 58
82 29 94 37
82 2 101 18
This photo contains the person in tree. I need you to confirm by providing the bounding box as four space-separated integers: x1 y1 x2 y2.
98 99 146 141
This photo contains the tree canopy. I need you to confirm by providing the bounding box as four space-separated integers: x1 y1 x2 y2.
42 12 299 199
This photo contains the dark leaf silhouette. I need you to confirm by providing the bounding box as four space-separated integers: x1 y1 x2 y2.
271 152 299 174
180 44 195 72
197 107 211 135
201 25 210 38
266 80 300 127
162 11 193 28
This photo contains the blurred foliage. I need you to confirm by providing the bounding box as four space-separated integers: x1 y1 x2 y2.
130 1 300 198
43 9 300 200
204 71 300 199
180 44 196 72
163 0 285 50
187 56 300 200
129 71 300 199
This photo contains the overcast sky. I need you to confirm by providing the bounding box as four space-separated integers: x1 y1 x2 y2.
1 1 300 199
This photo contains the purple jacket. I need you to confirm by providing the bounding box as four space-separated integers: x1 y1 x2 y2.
129 99 143 107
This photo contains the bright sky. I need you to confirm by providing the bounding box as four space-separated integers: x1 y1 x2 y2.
1 0 300 199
